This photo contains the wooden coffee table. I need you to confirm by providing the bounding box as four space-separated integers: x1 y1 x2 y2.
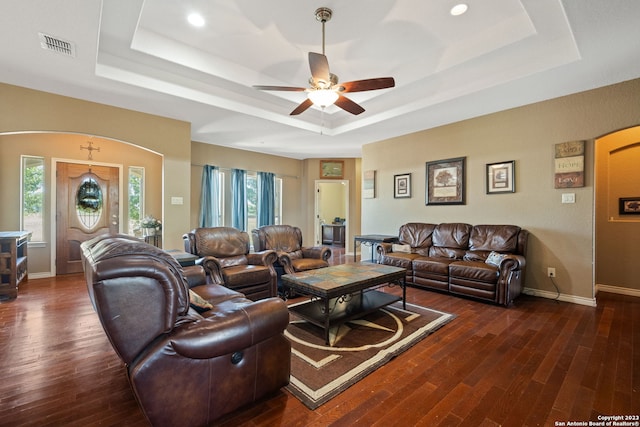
282 263 406 345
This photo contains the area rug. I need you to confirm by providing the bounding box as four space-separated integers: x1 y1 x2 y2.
285 300 455 409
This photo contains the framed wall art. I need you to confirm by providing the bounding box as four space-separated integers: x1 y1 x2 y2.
426 157 466 205
362 170 376 199
320 160 344 179
394 173 411 198
486 160 515 194
619 197 640 215
554 140 585 188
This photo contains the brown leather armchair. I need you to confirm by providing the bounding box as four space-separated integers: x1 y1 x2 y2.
183 227 278 301
252 225 331 296
80 234 290 426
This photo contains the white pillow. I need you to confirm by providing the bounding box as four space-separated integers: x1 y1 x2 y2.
392 243 411 253
485 251 506 267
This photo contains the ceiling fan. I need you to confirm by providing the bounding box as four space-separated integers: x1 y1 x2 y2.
253 7 395 116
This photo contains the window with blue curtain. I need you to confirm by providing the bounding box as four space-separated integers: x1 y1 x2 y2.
198 165 220 227
232 168 246 230
257 171 275 227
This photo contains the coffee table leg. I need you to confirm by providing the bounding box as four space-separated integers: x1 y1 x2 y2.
324 298 331 345
402 277 406 310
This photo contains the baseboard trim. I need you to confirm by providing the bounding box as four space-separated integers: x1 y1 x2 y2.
27 272 55 280
522 287 597 307
596 284 640 298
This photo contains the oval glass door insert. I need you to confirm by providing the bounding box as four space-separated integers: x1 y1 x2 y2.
76 177 103 229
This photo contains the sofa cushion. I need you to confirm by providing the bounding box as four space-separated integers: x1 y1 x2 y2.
222 265 272 287
290 258 329 272
382 252 420 270
463 250 492 262
392 243 412 253
449 261 499 284
398 223 436 248
217 254 248 268
469 225 520 252
429 246 466 259
430 223 471 259
413 257 455 275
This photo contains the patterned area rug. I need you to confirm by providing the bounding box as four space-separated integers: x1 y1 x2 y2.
285 299 455 409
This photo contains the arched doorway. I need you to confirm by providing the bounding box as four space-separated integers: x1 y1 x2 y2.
594 125 640 295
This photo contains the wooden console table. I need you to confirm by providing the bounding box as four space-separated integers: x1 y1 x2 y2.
0 231 32 301
353 234 398 263
322 224 345 247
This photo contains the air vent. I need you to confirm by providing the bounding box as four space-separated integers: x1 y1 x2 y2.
38 32 76 57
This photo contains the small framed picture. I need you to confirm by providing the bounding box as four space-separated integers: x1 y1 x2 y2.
363 170 376 199
619 197 640 215
394 173 411 198
486 161 515 194
426 157 466 205
320 160 344 179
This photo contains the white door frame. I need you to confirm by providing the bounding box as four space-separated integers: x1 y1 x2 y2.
314 179 349 251
50 158 124 275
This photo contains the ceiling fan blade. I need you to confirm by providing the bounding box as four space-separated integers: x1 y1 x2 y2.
338 77 395 93
253 85 306 92
309 52 330 86
334 95 365 115
290 98 314 115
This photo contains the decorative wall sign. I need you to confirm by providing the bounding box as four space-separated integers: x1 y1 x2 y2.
619 197 640 215
363 170 376 199
554 141 585 188
320 160 344 179
486 161 515 194
426 157 466 205
394 173 411 198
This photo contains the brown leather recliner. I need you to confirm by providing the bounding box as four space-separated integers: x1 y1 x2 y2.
183 227 278 301
252 225 331 296
80 234 290 427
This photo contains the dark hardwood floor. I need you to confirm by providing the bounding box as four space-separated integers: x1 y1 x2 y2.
1 247 638 426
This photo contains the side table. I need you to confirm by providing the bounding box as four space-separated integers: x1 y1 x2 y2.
166 250 199 267
353 234 399 263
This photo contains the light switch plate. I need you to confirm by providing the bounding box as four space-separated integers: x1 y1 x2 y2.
171 197 183 205
561 193 575 203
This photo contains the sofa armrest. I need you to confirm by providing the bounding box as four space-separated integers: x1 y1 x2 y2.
197 256 225 285
301 246 332 261
498 254 526 273
377 242 393 256
170 297 289 359
183 265 207 288
246 250 277 266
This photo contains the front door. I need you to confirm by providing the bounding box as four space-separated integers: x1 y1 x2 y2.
56 162 119 274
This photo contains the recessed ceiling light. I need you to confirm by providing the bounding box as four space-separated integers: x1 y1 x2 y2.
187 13 205 27
450 4 468 16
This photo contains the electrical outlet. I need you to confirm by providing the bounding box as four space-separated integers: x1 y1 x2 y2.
547 267 556 278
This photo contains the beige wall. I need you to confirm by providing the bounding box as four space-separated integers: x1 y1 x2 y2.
362 78 640 303
0 133 162 275
0 83 191 256
595 126 640 290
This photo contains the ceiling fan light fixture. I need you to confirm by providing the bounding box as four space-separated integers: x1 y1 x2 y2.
308 89 339 107
450 4 468 16
187 13 205 27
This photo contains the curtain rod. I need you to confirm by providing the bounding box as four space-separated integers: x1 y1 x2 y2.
191 163 299 179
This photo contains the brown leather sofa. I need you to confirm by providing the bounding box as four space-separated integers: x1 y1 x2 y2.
81 234 290 427
183 227 278 300
378 223 528 306
252 225 331 296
